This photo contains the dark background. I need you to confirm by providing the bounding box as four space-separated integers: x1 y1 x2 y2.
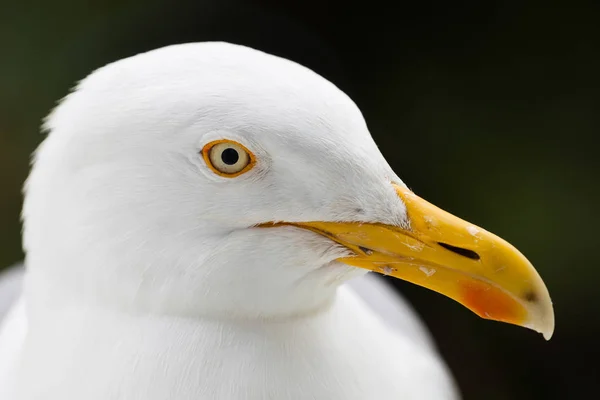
1 1 598 398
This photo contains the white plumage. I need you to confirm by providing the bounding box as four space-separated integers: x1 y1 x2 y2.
3 41 550 399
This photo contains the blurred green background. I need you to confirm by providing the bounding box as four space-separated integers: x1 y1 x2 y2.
1 0 598 398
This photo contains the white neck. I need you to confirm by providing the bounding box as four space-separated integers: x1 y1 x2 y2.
15 280 455 400
23 222 362 322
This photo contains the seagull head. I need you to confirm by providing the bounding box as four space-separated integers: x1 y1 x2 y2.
22 42 554 339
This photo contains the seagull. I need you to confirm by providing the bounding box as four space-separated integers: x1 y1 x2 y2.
0 42 554 400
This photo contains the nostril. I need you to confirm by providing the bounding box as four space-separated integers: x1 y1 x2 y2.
438 242 480 260
358 246 374 256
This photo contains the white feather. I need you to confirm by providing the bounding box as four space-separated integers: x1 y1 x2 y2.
0 265 23 321
0 42 459 399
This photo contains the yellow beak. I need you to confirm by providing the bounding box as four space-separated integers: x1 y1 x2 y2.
264 184 554 340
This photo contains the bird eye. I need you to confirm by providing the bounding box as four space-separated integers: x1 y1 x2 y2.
202 140 255 177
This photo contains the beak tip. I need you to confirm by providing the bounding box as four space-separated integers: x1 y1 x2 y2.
537 321 554 341
542 310 555 341
529 296 555 341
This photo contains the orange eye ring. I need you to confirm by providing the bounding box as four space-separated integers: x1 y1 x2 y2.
201 139 256 178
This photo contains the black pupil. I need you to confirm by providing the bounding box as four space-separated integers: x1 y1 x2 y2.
221 148 239 165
